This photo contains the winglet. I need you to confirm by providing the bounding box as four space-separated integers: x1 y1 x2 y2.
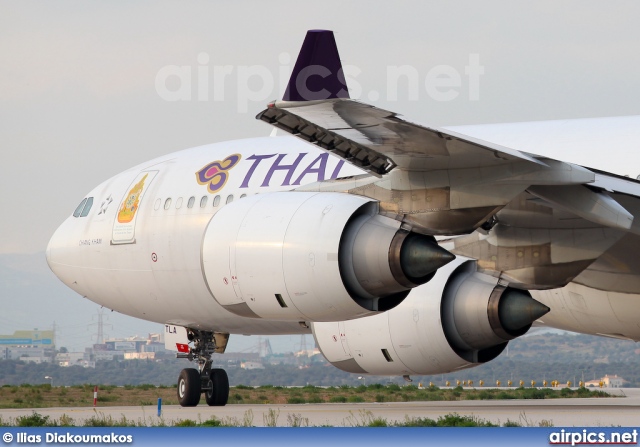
283 30 350 102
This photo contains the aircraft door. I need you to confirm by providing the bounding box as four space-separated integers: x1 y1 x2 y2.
111 170 158 245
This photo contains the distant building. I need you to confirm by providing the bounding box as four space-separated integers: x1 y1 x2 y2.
294 348 322 358
124 352 156 360
603 375 625 387
55 350 95 368
585 374 626 388
0 330 54 363
102 334 169 359
93 351 124 362
104 339 145 352
2 346 48 362
240 361 265 370
0 329 54 347
142 342 166 353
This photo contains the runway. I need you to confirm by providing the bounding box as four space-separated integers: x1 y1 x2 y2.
2 388 637 427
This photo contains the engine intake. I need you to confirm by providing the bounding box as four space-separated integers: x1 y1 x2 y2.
340 213 454 310
441 261 550 363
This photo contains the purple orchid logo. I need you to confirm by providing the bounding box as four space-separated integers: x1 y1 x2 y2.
196 154 242 193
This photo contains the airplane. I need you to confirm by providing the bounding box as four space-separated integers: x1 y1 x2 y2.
46 29 640 407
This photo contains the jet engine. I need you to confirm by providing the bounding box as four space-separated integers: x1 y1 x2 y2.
312 258 549 375
201 192 454 322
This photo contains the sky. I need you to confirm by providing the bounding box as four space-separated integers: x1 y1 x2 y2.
2 1 640 351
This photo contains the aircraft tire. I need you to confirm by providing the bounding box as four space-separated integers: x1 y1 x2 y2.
177 368 201 407
205 368 229 406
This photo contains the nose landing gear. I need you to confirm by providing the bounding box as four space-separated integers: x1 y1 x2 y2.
175 329 229 407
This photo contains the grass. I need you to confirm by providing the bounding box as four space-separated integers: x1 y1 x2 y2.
0 383 613 409
0 410 553 427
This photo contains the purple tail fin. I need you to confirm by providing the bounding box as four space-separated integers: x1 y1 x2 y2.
283 30 350 102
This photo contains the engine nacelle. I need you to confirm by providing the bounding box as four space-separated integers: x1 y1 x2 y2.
441 261 549 363
313 258 549 375
201 192 453 322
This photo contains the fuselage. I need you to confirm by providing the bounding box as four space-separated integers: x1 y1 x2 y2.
46 136 362 334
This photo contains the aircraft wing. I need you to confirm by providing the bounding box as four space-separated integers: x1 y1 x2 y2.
257 30 640 294
258 98 545 175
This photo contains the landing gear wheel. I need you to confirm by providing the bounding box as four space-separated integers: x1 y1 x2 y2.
205 368 229 406
175 330 230 407
177 368 201 407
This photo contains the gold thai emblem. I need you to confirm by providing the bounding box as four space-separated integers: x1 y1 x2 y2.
117 174 148 223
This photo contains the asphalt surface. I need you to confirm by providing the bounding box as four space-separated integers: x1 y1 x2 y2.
2 388 637 427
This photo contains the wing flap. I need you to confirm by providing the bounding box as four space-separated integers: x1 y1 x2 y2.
529 185 633 231
259 99 545 176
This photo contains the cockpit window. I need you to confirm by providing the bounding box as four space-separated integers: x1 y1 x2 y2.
80 197 93 217
73 198 87 218
73 197 94 218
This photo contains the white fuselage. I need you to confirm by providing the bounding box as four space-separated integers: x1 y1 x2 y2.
47 122 640 342
46 136 362 334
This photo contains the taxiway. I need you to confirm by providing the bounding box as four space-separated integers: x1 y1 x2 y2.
1 388 637 427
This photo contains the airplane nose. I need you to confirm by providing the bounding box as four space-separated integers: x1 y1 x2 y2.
46 218 75 280
46 222 63 274
45 217 89 299
46 229 54 270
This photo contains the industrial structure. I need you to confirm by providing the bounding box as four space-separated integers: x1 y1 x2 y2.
0 329 55 363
